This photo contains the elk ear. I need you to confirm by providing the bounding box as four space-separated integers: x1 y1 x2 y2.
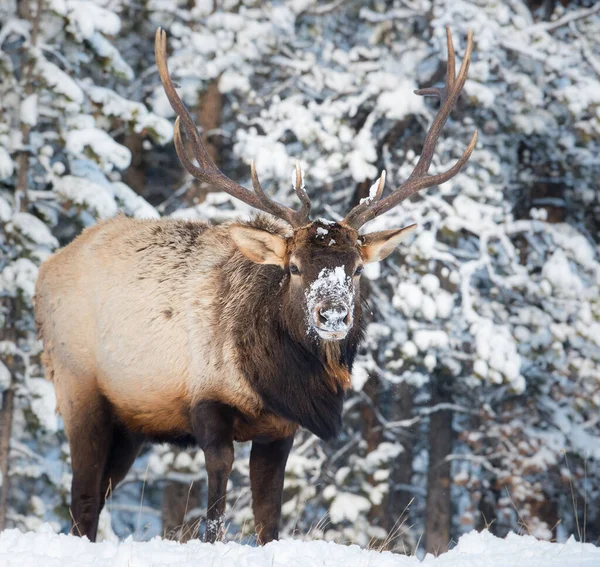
230 226 287 266
359 224 417 263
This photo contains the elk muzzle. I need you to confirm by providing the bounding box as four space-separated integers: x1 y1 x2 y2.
305 267 355 341
312 301 353 340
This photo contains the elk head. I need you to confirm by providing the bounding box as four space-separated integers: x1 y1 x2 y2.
155 27 477 341
228 212 417 340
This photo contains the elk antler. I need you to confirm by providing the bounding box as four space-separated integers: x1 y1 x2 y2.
155 28 311 227
343 28 478 230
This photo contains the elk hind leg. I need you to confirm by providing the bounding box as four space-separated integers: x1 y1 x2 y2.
65 391 112 541
99 424 143 514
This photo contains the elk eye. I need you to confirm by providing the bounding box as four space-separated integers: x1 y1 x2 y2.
354 265 364 276
290 264 300 275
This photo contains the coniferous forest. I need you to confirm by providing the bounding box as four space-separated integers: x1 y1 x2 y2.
1 0 599 554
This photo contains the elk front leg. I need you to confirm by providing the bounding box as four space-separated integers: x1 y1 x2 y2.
250 435 294 544
191 401 235 543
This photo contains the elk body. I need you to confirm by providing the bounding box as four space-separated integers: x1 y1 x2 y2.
34 28 476 543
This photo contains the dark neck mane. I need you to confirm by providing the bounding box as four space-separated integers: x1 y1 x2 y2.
221 247 363 440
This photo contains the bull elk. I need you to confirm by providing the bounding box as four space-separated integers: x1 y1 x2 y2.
34 27 476 543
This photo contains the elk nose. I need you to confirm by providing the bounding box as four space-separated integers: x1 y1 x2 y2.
316 304 350 328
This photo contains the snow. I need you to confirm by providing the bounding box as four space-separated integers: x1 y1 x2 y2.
473 359 489 378
66 128 132 172
0 359 10 392
305 266 354 334
53 0 122 40
28 378 58 433
329 493 372 524
219 70 251 94
402 341 418 358
472 320 524 393
421 296 437 321
37 59 84 104
464 80 496 108
359 172 384 205
86 86 172 145
111 182 160 219
363 261 379 279
548 224 597 270
347 123 378 182
542 250 582 299
317 218 336 226
0 528 599 566
363 442 403 472
434 291 453 319
20 94 38 127
412 329 449 352
393 282 423 315
351 362 369 391
0 258 39 299
378 81 424 120
0 146 14 180
421 274 440 294
9 213 59 249
87 32 134 81
424 353 437 371
54 175 118 219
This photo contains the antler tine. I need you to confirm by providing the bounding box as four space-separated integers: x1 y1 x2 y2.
343 171 386 227
249 160 312 226
156 27 312 226
155 28 212 171
411 27 472 178
344 28 477 230
250 160 295 225
173 117 203 177
293 161 311 225
445 27 456 91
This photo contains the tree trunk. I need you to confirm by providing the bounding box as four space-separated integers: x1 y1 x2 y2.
384 382 414 551
15 0 43 211
360 375 386 531
0 297 17 532
0 388 14 532
360 375 382 454
121 132 146 195
425 372 453 555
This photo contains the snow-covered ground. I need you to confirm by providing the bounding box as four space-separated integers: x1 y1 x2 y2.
0 527 598 566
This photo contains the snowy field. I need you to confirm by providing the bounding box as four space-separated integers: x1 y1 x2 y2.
0 528 599 567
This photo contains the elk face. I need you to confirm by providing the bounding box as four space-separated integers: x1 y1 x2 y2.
230 219 417 341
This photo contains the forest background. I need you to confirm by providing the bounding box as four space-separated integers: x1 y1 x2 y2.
1 0 599 555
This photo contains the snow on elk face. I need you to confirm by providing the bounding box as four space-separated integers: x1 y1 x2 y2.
289 220 361 341
304 266 355 340
230 217 418 342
